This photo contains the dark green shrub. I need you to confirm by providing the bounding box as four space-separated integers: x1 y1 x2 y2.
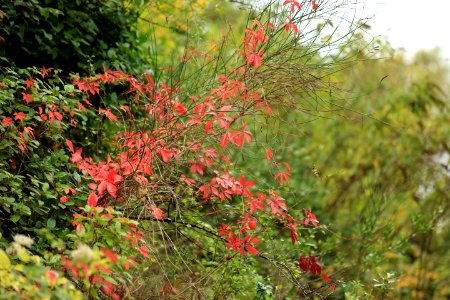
0 0 142 73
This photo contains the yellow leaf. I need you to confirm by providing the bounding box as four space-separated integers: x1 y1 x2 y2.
0 249 11 269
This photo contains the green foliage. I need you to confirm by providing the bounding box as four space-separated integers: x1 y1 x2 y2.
258 36 450 298
0 68 89 244
0 235 83 299
0 0 143 73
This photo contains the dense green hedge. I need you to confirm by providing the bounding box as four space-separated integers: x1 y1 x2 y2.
0 0 142 73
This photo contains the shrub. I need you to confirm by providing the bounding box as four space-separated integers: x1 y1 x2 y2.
0 0 142 73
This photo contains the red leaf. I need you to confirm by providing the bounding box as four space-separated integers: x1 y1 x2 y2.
220 132 230 149
87 192 98 207
71 148 82 163
173 103 187 115
204 119 215 133
64 188 76 195
249 195 265 213
13 112 26 122
265 149 273 161
97 182 107 196
99 108 118 121
138 245 150 258
190 163 205 176
66 139 75 153
1 117 12 127
285 17 299 34
22 92 32 104
303 208 320 228
46 270 57 284
246 52 262 69
41 66 50 79
235 134 244 148
25 77 34 89
148 205 165 220
106 183 117 197
101 247 118 263
159 149 174 163
246 244 258 255
219 223 231 236
267 192 287 215
283 0 301 12
289 222 298 245
322 273 331 283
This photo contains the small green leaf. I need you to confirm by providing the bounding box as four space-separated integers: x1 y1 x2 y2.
73 171 81 183
47 218 56 228
64 84 75 92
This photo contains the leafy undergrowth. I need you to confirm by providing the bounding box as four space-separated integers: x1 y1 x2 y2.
0 1 341 298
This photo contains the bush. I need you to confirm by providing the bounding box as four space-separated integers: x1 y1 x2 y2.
0 0 142 73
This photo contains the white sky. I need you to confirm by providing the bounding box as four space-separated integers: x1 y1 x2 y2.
356 0 450 61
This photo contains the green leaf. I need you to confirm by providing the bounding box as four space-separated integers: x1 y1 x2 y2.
64 84 75 92
0 141 14 150
73 171 81 183
47 218 56 228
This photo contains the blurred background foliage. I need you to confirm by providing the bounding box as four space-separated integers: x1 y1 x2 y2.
0 0 449 299
243 36 450 298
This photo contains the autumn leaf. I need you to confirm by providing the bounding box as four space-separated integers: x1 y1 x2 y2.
41 66 50 79
95 169 123 197
283 0 301 12
66 139 75 153
299 255 321 275
303 208 320 228
274 162 291 185
71 148 82 163
249 194 265 213
243 235 259 255
46 270 57 285
138 245 150 258
285 17 299 34
322 273 331 283
148 205 165 220
87 192 98 207
2 117 12 127
288 222 298 245
99 108 118 121
246 52 262 69
267 192 287 215
22 92 32 104
219 223 231 236
173 103 187 115
13 111 26 122
265 149 273 161
101 247 118 263
190 163 205 176
159 149 174 163
25 77 34 88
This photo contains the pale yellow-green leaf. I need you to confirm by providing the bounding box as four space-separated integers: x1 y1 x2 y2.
0 249 11 269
